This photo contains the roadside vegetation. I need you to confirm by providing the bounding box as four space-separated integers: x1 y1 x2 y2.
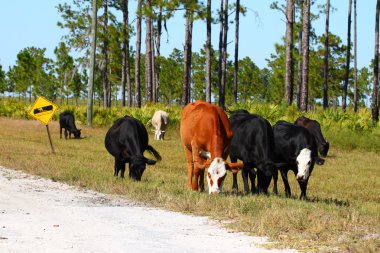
0 101 379 252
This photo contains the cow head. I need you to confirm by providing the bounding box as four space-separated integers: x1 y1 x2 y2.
73 129 81 139
319 141 329 157
154 129 165 140
129 155 157 181
200 151 243 194
296 148 313 182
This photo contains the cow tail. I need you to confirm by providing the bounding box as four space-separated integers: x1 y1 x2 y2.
146 145 162 161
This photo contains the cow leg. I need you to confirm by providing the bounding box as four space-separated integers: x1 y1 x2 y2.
298 180 308 200
184 149 194 191
60 127 62 139
198 168 205 192
248 168 257 194
114 158 124 178
273 169 278 195
64 129 68 139
280 170 291 197
242 167 250 194
230 156 238 193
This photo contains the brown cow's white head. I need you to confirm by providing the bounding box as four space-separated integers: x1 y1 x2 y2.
200 151 243 194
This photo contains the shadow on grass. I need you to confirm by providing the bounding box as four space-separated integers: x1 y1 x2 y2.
306 197 350 207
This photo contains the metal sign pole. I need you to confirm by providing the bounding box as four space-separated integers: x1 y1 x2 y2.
45 124 55 154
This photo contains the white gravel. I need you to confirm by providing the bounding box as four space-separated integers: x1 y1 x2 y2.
0 166 298 253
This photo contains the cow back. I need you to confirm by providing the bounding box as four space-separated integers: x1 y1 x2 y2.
180 100 232 159
105 116 148 161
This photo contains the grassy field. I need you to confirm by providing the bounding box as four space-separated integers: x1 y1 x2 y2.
0 117 379 253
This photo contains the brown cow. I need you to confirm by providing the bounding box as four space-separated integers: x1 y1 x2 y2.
180 100 243 194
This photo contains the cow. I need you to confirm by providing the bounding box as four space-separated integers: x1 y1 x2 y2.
294 116 330 158
180 100 243 194
272 120 322 200
151 110 169 140
229 110 275 194
105 115 161 181
59 111 81 139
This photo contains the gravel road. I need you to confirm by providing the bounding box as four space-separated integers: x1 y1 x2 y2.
0 166 297 253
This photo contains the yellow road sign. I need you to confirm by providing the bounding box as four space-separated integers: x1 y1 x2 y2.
28 96 58 125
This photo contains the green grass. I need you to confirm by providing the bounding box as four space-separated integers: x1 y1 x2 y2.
0 117 379 253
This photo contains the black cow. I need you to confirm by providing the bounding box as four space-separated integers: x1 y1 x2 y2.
272 120 322 200
229 110 275 194
59 111 81 139
294 116 329 158
105 115 161 181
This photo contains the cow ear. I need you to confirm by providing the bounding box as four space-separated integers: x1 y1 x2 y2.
145 158 157 165
225 162 243 173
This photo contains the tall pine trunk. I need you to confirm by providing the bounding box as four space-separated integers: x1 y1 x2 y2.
218 0 224 106
151 18 157 102
285 0 294 105
102 1 110 107
134 0 142 108
205 0 212 103
121 0 132 107
353 0 358 112
182 9 193 107
145 0 153 103
87 0 97 126
300 0 310 112
219 0 228 110
343 0 352 111
296 0 303 109
372 0 380 122
323 0 330 109
155 6 163 103
233 0 240 103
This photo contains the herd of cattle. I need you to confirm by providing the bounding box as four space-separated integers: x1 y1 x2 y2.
59 100 329 200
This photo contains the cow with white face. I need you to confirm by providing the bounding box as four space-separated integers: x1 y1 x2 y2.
152 110 169 140
272 121 318 200
180 100 243 194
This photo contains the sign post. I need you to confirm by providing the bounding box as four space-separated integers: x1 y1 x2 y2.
28 96 59 153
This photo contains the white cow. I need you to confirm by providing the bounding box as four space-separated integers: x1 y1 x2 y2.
152 110 169 140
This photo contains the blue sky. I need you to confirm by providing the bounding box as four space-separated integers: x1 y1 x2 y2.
0 0 377 71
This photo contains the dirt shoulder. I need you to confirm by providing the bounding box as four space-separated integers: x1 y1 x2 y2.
0 166 297 253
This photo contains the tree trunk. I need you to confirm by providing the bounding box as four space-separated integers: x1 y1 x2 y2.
182 9 193 107
87 0 97 126
323 0 330 109
155 6 163 103
102 0 110 107
134 0 142 108
296 0 303 109
151 17 157 102
218 0 224 106
219 0 228 110
343 0 352 111
145 0 153 103
285 0 294 105
233 0 240 103
300 0 310 112
205 0 212 103
353 0 358 112
121 0 132 107
372 0 380 122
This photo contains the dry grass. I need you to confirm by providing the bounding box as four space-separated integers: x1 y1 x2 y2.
0 117 379 252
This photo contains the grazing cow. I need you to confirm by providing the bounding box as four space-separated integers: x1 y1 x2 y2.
294 116 330 158
105 115 161 181
229 110 275 194
180 100 243 194
272 120 321 199
151 110 169 140
59 111 81 139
